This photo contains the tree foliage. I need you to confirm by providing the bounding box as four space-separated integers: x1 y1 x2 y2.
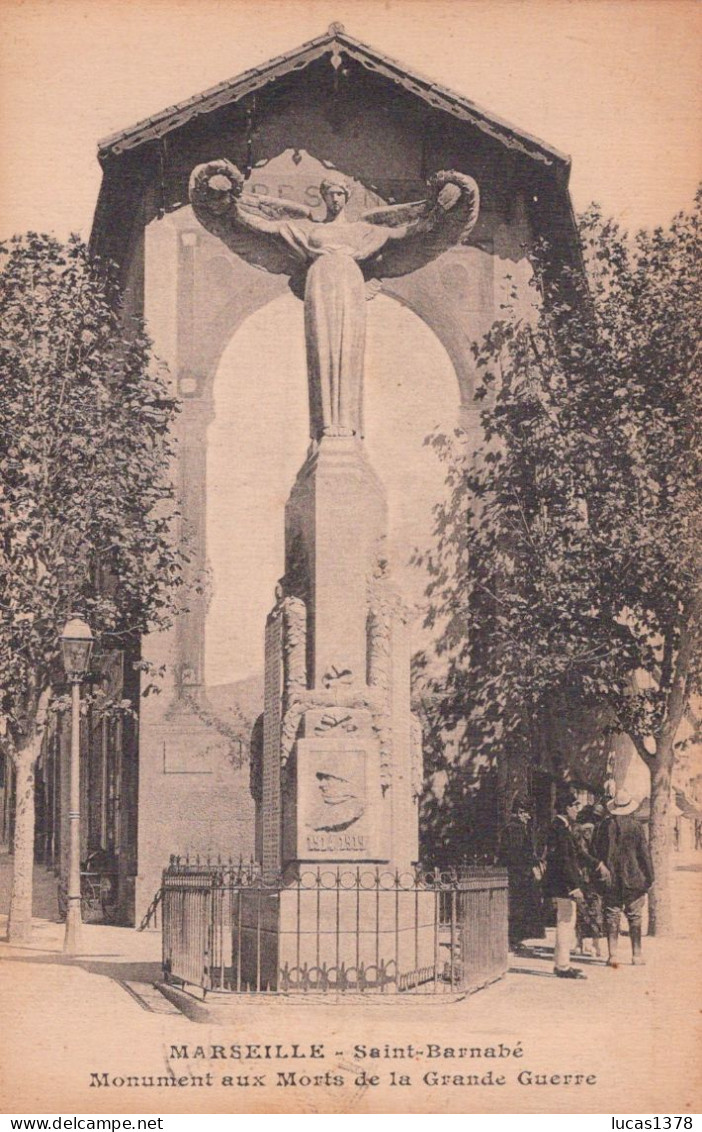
1 233 185 731
0 233 186 938
416 194 701 926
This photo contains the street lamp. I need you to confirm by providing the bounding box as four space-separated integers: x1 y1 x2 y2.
59 615 94 955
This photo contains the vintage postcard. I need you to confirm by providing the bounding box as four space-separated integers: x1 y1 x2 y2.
1 0 700 1117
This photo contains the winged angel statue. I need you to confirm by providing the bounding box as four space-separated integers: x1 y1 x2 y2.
189 160 480 440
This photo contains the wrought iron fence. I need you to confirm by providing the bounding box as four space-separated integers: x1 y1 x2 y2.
161 858 508 996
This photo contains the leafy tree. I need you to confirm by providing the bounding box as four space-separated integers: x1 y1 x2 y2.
0 233 185 943
417 193 701 934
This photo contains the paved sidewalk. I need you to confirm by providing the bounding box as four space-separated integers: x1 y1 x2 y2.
1 854 700 1114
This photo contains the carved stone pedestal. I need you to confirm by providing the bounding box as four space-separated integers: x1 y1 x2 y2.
255 436 422 882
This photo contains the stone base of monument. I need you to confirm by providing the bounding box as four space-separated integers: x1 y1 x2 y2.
233 886 437 993
161 861 508 1009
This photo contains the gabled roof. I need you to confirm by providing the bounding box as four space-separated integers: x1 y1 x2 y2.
97 23 570 174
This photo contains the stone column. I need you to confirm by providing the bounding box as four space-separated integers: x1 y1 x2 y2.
262 606 284 880
256 435 421 870
387 605 418 869
173 229 213 698
174 394 214 697
284 436 387 690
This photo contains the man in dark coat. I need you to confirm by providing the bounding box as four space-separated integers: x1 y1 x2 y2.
543 788 611 978
542 788 588 978
498 794 544 953
591 789 654 966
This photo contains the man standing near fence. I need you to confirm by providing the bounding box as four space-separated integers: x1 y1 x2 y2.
498 794 544 954
543 788 609 979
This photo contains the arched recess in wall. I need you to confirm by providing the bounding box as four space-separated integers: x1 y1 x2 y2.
204 290 460 690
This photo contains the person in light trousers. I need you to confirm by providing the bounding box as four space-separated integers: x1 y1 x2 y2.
543 788 610 979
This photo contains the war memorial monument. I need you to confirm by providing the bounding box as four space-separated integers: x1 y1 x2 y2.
85 24 583 990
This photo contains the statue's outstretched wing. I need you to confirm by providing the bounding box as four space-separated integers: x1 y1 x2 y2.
361 171 480 280
189 160 312 276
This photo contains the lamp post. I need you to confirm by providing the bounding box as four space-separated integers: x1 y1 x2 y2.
59 616 94 955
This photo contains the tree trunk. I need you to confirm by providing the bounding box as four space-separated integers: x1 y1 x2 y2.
7 743 36 944
647 596 701 936
647 738 674 936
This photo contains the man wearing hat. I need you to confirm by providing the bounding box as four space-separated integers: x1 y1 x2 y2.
592 789 655 966
498 794 545 953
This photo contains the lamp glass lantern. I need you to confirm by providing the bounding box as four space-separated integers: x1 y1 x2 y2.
60 617 94 679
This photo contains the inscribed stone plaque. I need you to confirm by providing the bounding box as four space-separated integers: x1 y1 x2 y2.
296 739 382 859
